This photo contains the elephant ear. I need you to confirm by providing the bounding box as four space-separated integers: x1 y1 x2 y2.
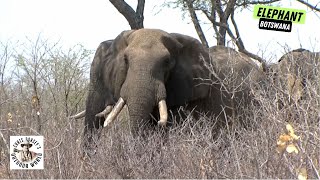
109 30 135 56
165 33 211 107
106 30 135 99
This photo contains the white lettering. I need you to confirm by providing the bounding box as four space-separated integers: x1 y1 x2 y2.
259 20 291 31
286 24 290 30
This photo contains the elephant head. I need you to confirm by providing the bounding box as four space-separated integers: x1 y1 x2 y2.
74 29 213 154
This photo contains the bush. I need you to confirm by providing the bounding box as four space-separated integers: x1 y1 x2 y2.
0 41 319 178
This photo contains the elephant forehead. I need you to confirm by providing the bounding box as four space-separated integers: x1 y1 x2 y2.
126 46 170 61
131 28 168 39
129 38 167 51
129 29 169 48
126 32 171 59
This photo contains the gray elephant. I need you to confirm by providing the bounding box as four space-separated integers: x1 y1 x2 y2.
208 46 265 119
72 29 217 155
270 48 320 103
72 29 266 156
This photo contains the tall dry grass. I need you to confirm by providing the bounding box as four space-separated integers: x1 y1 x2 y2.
0 43 319 179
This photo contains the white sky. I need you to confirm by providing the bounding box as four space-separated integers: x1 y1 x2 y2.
1 0 320 62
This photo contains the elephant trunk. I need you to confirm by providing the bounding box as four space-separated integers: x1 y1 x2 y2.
103 97 168 131
126 86 156 134
120 71 168 134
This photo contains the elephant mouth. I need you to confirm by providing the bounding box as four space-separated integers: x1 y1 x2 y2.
102 97 169 127
72 98 169 127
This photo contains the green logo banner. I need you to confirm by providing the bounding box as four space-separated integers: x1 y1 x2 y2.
253 5 306 24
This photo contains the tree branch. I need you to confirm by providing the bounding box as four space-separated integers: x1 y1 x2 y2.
209 0 219 41
136 0 145 27
109 0 144 29
185 0 209 47
201 9 219 36
215 0 224 17
225 27 266 71
224 12 267 71
296 0 320 12
236 0 281 6
136 0 145 16
224 0 236 19
230 11 245 51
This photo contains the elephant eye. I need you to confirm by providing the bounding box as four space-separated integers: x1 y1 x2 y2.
124 54 129 65
164 58 170 65
163 57 175 69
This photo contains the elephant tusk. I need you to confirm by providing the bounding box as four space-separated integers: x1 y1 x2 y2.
158 99 168 127
95 105 113 118
71 110 86 119
103 97 125 127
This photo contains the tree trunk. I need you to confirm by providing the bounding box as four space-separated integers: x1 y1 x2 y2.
185 0 209 48
109 0 145 29
217 24 227 46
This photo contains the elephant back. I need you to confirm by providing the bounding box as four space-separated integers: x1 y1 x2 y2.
272 49 320 102
209 46 265 87
278 49 320 82
208 45 266 120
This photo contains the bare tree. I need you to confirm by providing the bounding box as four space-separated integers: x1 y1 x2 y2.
0 41 14 100
40 44 90 118
109 0 145 29
165 0 282 70
14 35 59 133
0 36 91 137
0 41 15 159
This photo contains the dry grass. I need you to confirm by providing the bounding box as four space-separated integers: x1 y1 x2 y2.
0 43 319 178
1 75 319 179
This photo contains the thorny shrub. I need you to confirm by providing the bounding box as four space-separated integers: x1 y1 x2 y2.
0 43 319 179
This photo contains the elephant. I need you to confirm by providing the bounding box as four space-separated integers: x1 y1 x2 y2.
208 46 266 119
72 29 217 155
270 48 320 103
71 29 266 156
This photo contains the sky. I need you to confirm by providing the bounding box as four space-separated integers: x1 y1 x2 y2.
0 0 320 62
